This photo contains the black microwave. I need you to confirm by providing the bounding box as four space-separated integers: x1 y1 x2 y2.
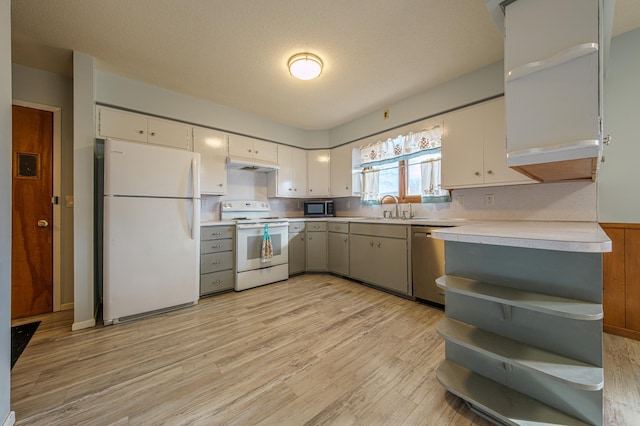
304 200 334 217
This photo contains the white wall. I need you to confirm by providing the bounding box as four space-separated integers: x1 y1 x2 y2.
598 27 640 223
72 52 96 331
95 71 330 149
329 61 505 146
0 0 13 423
11 64 74 307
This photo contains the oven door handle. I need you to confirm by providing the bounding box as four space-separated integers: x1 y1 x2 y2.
236 223 289 230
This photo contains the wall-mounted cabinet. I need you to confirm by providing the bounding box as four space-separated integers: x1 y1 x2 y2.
330 144 357 197
228 134 278 164
192 127 227 195
96 106 192 150
268 145 307 198
442 98 534 189
503 0 612 182
308 149 331 197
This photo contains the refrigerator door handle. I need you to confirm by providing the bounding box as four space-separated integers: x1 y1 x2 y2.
191 157 200 198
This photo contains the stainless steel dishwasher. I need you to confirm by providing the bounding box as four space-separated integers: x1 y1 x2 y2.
411 226 446 306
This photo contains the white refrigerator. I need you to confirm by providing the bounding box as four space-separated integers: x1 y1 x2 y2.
103 138 201 324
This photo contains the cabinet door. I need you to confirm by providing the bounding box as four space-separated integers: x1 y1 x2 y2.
374 237 408 294
306 231 327 271
292 147 308 195
441 105 484 188
504 0 600 158
193 127 227 194
228 134 255 159
328 232 349 276
349 234 374 283
482 99 533 186
288 231 306 275
252 139 278 164
308 149 331 197
147 118 191 150
330 144 352 197
97 107 147 143
272 145 307 197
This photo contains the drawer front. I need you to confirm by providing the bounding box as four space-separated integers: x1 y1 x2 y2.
328 222 349 233
200 270 234 295
350 223 407 239
289 222 306 233
201 225 235 241
307 222 327 232
200 238 233 254
200 251 234 274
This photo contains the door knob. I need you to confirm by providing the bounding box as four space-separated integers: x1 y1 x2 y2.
37 220 49 227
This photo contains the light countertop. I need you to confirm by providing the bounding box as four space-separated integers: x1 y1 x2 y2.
431 221 611 253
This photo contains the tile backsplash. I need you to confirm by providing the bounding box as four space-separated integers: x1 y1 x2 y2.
200 170 597 222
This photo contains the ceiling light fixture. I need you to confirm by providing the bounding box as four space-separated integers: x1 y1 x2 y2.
288 53 323 80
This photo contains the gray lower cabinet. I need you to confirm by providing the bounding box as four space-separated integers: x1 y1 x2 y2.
328 222 349 276
349 223 410 295
288 222 306 275
200 225 235 296
306 221 327 271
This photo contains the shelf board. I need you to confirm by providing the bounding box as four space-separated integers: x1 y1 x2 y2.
437 318 603 390
436 275 603 320
437 360 590 426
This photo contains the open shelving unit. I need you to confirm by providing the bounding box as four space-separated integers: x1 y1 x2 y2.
433 237 606 426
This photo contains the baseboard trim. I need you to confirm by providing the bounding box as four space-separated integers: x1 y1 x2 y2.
72 318 96 331
2 411 15 426
60 303 74 311
604 324 640 341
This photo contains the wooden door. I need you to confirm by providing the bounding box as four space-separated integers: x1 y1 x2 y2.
12 105 54 319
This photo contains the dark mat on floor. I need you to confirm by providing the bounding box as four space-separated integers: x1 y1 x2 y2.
11 321 40 369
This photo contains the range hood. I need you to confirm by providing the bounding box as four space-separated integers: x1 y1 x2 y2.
227 155 280 172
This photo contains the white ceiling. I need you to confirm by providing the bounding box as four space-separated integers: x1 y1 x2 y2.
10 0 640 130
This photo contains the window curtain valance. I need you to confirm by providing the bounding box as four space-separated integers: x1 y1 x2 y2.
359 125 442 167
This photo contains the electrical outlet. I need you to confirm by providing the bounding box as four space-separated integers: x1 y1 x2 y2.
383 109 389 120
66 195 74 208
455 195 464 206
346 200 351 209
485 194 495 206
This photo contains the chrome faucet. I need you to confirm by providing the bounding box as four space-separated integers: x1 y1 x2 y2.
380 194 399 219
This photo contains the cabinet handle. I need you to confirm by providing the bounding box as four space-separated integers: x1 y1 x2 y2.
345 186 349 190
308 236 312 240
213 280 221 284
255 150 259 154
212 261 223 264
474 171 481 177
211 245 223 248
487 170 494 175
309 189 313 192
369 241 374 247
248 149 252 153
138 130 144 135
218 183 223 187
344 238 348 243
150 132 156 136
376 242 381 248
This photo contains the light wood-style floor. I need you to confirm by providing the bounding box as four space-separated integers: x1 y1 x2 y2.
10 274 640 425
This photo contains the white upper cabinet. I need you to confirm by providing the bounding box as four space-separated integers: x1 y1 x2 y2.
504 0 609 182
442 98 534 189
96 106 191 150
192 127 227 195
268 145 307 198
330 144 355 197
307 149 331 197
228 134 278 164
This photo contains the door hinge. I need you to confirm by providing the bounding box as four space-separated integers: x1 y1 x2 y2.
51 196 59 205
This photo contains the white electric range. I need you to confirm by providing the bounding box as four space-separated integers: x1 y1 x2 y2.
220 200 289 291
